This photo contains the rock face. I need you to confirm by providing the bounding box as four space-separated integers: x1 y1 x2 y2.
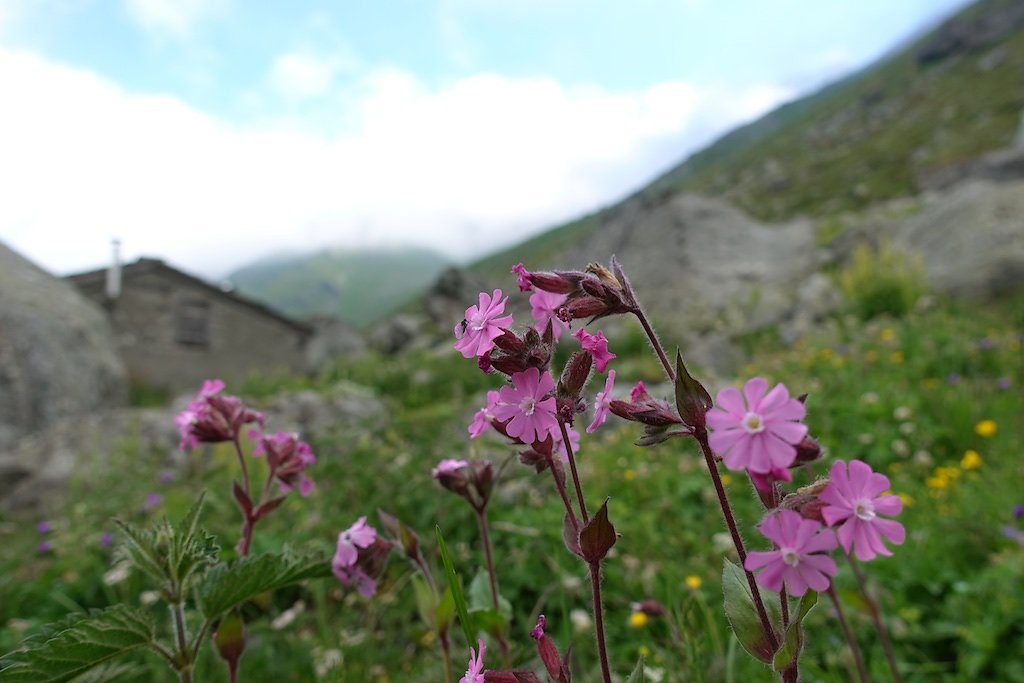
0 244 127 449
0 243 128 507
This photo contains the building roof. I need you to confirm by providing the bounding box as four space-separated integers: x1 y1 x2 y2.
65 257 313 336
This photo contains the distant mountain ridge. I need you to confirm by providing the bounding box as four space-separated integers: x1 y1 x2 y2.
228 247 449 327
472 0 1024 279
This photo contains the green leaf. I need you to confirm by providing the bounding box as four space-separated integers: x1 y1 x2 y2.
625 654 646 683
467 572 512 637
436 586 456 634
197 548 330 619
436 526 474 646
112 521 166 586
722 559 781 664
0 606 157 683
166 494 219 589
411 575 438 631
772 590 819 672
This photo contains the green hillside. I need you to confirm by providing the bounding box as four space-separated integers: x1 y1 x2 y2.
228 247 450 327
473 0 1024 278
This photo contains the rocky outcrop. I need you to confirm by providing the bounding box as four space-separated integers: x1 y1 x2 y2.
0 243 127 450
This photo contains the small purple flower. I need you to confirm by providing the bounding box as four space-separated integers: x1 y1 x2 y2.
142 493 163 512
1014 505 1024 521
587 370 616 433
707 378 808 475
159 470 175 485
432 459 468 479
492 368 559 444
946 373 960 385
100 532 114 549
976 337 995 350
455 290 514 359
175 379 265 451
459 639 487 683
250 431 316 497
36 521 52 535
511 263 533 292
820 459 905 562
531 614 547 640
333 563 378 598
37 541 53 555
1004 526 1024 547
529 289 570 341
745 510 838 596
574 328 616 373
334 517 377 568
996 377 1012 390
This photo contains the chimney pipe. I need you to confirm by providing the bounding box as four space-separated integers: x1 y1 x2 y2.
106 238 122 300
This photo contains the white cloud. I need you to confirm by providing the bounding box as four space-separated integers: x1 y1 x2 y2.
122 0 228 37
0 47 794 278
268 52 354 101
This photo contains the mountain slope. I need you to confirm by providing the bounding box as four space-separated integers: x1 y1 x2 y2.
229 247 449 327
472 0 1024 280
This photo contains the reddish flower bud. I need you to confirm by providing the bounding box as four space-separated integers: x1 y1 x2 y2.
212 609 246 678
793 437 824 465
558 351 593 401
527 271 576 294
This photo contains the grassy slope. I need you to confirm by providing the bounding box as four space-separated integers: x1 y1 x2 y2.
229 247 450 327
471 0 1024 281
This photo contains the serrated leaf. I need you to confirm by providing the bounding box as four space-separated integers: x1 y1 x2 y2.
197 549 330 619
436 526 474 646
579 500 617 564
722 559 781 664
0 606 157 683
166 495 219 590
625 655 645 683
69 662 148 683
772 590 818 672
112 521 166 585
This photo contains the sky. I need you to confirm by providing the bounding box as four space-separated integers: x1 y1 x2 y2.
0 0 973 278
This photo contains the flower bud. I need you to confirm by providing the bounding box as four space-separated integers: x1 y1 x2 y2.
213 609 246 675
793 437 824 465
558 351 593 400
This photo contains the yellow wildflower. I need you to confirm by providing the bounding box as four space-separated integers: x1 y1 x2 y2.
624 469 637 482
890 351 904 364
926 474 950 491
865 350 878 363
685 575 702 590
897 493 914 507
975 420 997 438
629 612 648 628
880 328 896 342
961 450 982 470
720 474 733 486
638 645 652 658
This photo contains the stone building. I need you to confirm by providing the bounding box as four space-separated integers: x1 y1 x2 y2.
67 257 312 393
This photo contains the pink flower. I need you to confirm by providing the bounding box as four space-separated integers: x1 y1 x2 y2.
574 328 616 373
455 290 514 359
432 459 468 478
460 639 487 683
745 509 838 596
175 379 265 451
820 459 905 562
706 378 807 474
468 390 500 438
749 465 793 493
493 367 559 444
511 262 533 291
529 289 570 340
334 517 377 567
251 431 317 497
587 370 616 433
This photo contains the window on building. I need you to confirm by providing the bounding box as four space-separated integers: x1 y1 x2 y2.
176 300 210 346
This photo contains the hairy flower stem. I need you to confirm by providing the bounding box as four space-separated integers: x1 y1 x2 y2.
633 309 675 381
548 459 579 532
846 554 902 683
558 419 589 522
781 586 790 630
475 507 512 668
588 562 613 683
170 598 193 683
827 586 870 683
696 431 779 653
231 437 252 499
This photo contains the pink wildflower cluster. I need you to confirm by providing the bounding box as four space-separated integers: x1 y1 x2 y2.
175 379 265 451
250 431 317 497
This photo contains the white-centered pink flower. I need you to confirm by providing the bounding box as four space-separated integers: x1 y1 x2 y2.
454 289 514 359
706 378 807 474
587 370 617 433
493 367 559 444
745 509 838 596
334 517 377 568
529 289 570 340
820 459 905 562
574 328 616 373
468 390 500 438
